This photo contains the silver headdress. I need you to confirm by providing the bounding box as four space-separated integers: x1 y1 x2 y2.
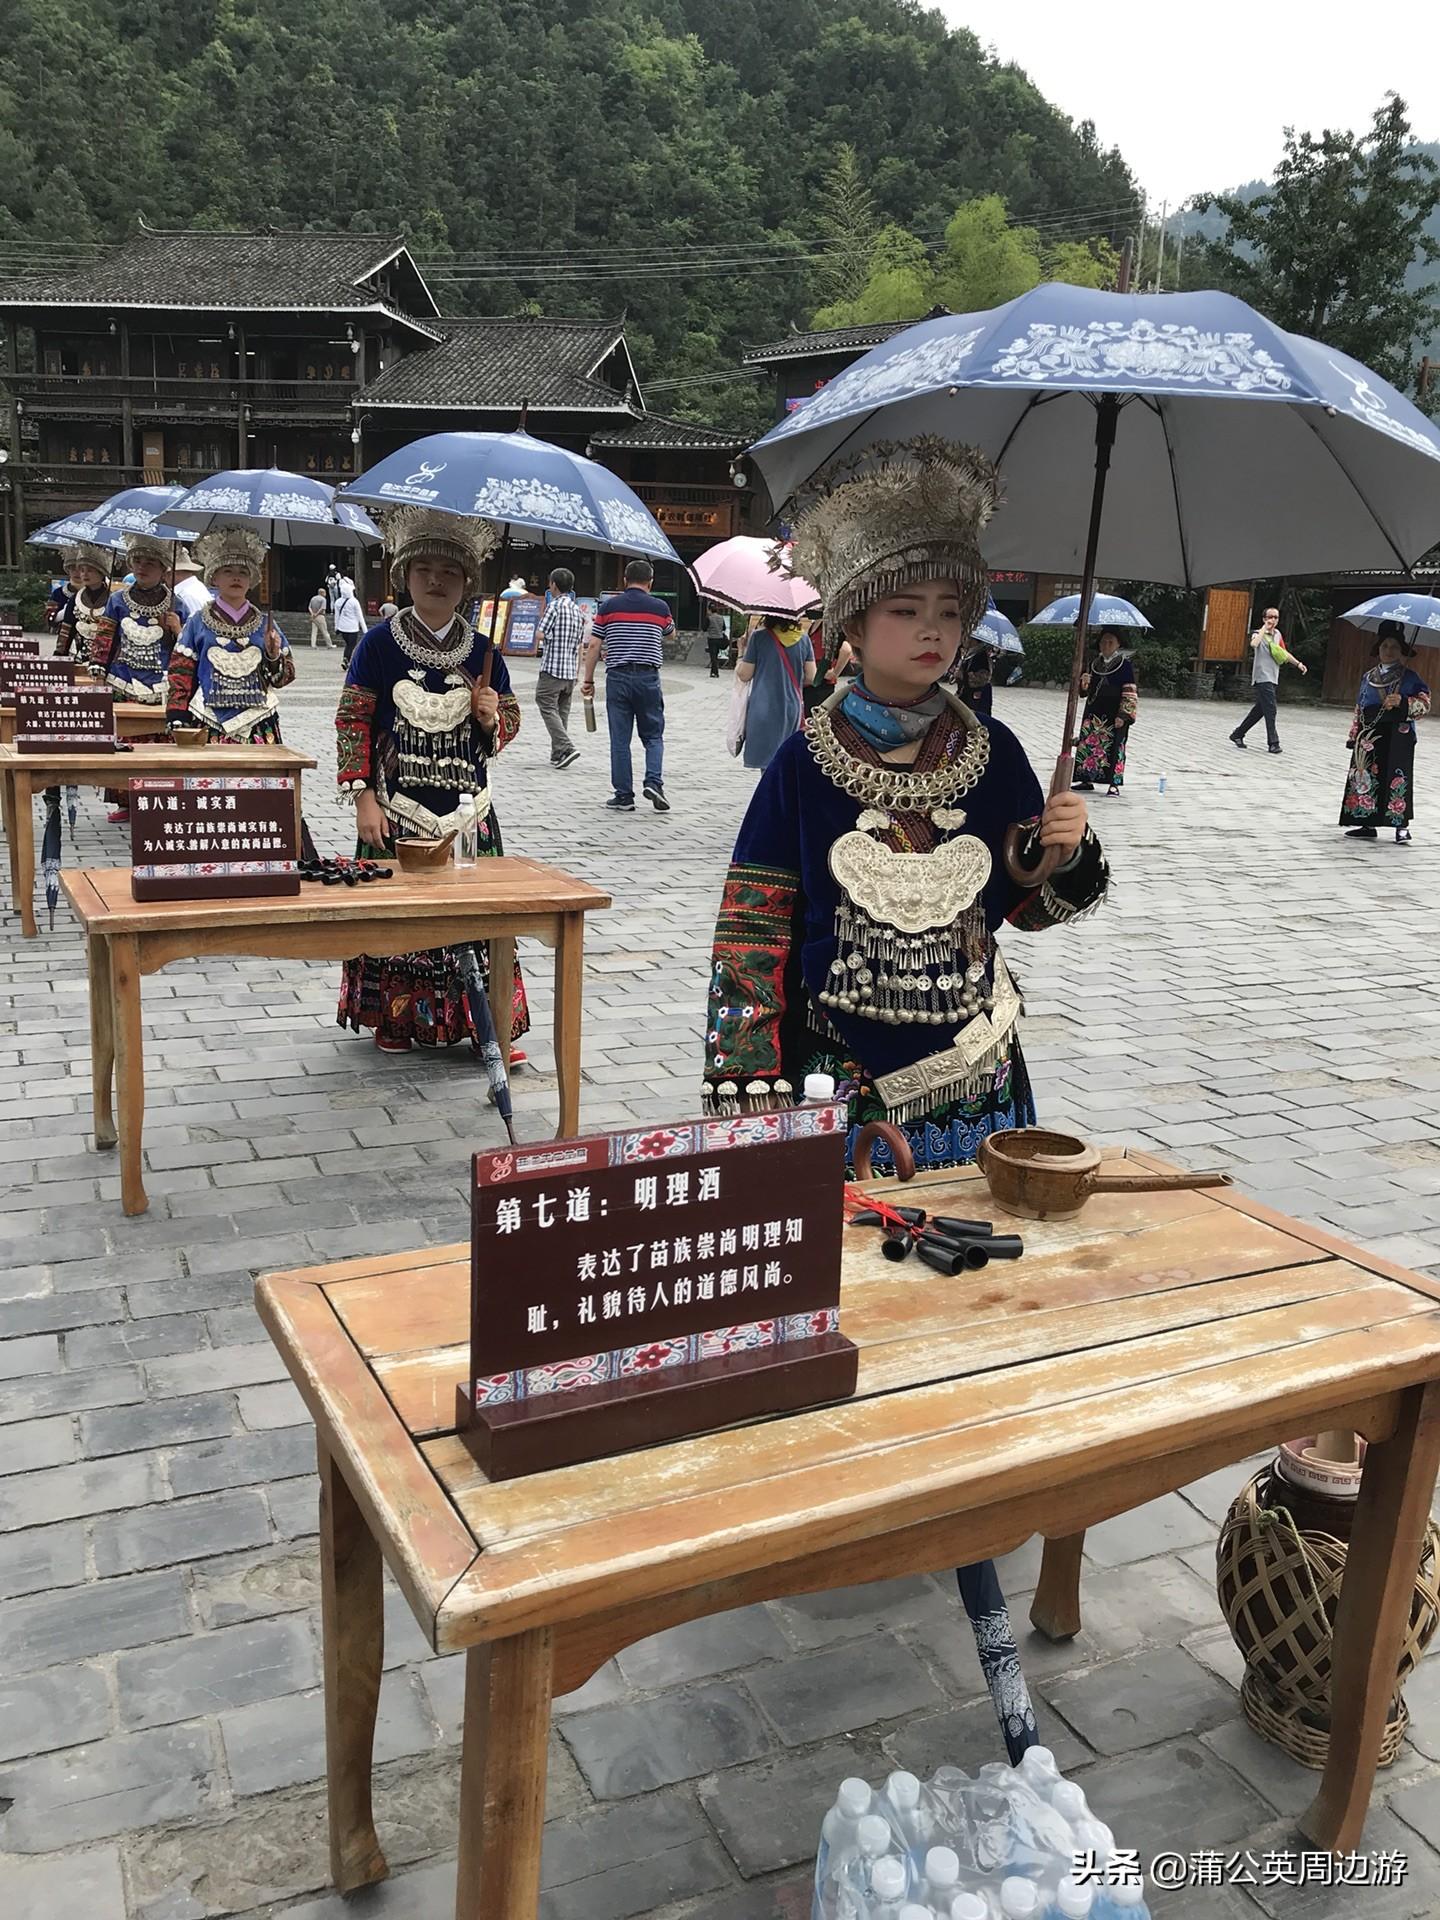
121 530 172 570
193 524 268 589
383 505 500 597
70 541 113 578
782 436 1001 643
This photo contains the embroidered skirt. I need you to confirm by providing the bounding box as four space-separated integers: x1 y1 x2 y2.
1340 719 1417 827
1074 711 1128 788
336 808 530 1048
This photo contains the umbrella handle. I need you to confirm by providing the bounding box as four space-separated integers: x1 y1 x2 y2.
1001 752 1072 888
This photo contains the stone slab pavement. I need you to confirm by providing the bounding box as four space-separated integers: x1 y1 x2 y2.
4 642 1440 1919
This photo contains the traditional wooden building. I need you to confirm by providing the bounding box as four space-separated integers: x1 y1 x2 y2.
0 223 753 617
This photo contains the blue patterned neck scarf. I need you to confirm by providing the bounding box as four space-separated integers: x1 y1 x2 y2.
840 679 947 752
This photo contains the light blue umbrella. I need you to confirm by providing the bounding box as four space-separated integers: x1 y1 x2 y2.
749 283 1440 883
1342 592 1440 643
86 484 191 543
165 468 381 549
337 430 682 565
974 606 1024 654
1031 592 1151 631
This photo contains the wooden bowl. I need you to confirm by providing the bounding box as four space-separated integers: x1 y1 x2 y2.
171 727 206 747
394 833 457 873
978 1127 1231 1220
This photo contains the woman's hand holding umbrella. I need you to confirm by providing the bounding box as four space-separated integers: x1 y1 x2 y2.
470 683 499 729
355 790 388 848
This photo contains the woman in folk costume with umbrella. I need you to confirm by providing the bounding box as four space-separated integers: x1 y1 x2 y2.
1072 628 1138 796
336 506 529 1055
166 525 295 744
1339 620 1431 844
91 529 179 818
703 437 1108 1173
53 542 113 672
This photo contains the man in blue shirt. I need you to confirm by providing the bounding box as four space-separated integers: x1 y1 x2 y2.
581 558 675 811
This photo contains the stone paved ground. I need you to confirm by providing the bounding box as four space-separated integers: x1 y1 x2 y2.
5 641 1440 1920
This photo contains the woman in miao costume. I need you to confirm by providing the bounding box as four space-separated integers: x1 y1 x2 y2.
54 542 114 671
335 506 530 1053
1071 627 1138 796
1339 620 1430 844
91 530 179 818
704 438 1109 1176
166 525 295 745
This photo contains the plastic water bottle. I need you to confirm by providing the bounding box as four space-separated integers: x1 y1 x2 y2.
818 1777 875 1907
999 1878 1040 1918
1049 1783 1088 1828
1018 1747 1060 1795
1093 1879 1149 1920
1054 1877 1095 1918
867 1855 910 1918
1157 773 1167 795
921 1845 961 1911
950 1895 989 1920
804 1071 837 1102
456 818 479 866
898 1907 934 1920
882 1770 929 1850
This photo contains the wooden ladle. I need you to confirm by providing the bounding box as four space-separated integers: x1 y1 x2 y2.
978 1128 1231 1221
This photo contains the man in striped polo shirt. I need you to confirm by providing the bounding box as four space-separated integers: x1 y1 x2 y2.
581 558 675 811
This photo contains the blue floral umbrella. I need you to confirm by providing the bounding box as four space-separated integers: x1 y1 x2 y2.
165 468 381 548
86 484 191 543
974 606 1024 654
26 512 111 547
1031 592 1151 630
337 430 681 565
1342 592 1440 643
750 283 1440 885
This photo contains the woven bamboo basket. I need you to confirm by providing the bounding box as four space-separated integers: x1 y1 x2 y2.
1216 1466 1440 1770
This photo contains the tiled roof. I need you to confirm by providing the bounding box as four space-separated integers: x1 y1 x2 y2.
589 414 745 451
358 315 638 413
742 320 916 365
0 223 441 336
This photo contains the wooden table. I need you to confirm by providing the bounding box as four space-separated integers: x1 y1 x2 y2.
63 858 610 1216
2 742 315 938
257 1155 1440 1919
0 699 165 746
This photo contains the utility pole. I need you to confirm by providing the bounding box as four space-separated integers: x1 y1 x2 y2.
1154 201 1169 290
1135 203 1149 289
1173 210 1186 288
1117 236 1135 294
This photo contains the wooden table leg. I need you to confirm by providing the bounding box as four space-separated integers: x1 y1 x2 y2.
553 912 584 1140
109 933 148 1216
318 1441 388 1892
455 1628 554 1920
1031 1532 1085 1641
0 765 17 906
1300 1381 1440 1852
89 930 117 1150
488 934 516 1073
13 767 36 938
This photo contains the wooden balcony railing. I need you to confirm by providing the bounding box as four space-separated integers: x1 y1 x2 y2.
9 374 357 407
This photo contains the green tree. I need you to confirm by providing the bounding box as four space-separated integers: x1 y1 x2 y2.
812 144 879 305
1047 235 1121 289
932 195 1042 310
1196 94 1440 388
811 224 934 327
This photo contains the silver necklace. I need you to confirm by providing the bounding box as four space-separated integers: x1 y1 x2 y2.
393 609 473 672
807 696 990 812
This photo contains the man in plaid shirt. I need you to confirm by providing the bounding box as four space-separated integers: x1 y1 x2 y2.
535 567 586 768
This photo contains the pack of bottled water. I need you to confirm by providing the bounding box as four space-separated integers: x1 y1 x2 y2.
811 1747 1150 1920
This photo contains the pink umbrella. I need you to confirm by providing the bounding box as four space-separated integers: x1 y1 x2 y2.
692 536 820 618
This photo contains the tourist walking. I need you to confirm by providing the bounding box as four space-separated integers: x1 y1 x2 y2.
734 614 815 770
1339 620 1431 844
958 642 994 717
1231 606 1306 753
535 566 585 768
1072 629 1138 795
335 576 367 666
336 506 529 1053
705 607 729 678
167 526 295 744
582 558 674 812
308 587 332 647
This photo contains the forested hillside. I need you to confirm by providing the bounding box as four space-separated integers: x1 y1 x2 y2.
0 0 1137 415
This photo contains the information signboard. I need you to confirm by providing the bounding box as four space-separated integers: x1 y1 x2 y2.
459 1105 855 1477
14 684 115 752
129 775 300 900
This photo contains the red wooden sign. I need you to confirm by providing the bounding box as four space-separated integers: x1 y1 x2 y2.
459 1108 856 1477
129 776 300 900
14 685 115 752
